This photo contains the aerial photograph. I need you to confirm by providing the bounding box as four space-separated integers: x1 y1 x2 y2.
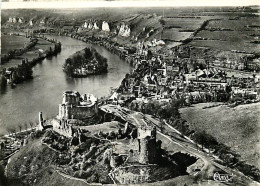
0 0 260 185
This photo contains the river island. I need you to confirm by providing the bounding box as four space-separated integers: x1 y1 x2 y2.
63 47 108 77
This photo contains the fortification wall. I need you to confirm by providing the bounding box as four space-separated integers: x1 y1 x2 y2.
69 104 98 119
113 165 153 184
59 104 98 120
52 119 73 138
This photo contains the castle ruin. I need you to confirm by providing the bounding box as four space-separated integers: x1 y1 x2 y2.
51 91 99 137
109 125 158 184
58 91 98 121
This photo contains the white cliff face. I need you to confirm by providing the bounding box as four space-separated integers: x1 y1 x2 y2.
102 21 110 32
18 18 23 24
77 27 83 33
83 21 99 30
83 22 88 28
118 23 131 37
88 22 93 29
8 17 13 23
12 17 17 23
29 20 33 26
93 22 99 30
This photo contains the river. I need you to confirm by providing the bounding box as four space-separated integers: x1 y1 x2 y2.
0 36 133 135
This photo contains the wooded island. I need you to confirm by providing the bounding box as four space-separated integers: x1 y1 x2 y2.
63 47 108 77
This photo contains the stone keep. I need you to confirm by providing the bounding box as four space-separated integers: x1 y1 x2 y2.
137 126 157 164
58 91 98 120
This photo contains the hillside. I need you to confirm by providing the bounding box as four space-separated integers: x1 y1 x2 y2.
180 102 260 169
2 7 259 64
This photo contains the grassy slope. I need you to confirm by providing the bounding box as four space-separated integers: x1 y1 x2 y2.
180 102 260 168
1 35 29 55
6 138 60 184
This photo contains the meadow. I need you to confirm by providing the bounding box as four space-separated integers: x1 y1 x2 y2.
190 16 260 53
1 35 30 55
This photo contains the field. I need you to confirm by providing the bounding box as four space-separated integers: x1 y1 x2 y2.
20 51 39 61
180 102 260 169
190 16 260 53
1 35 30 55
0 35 55 70
163 17 207 31
36 38 55 51
162 28 192 41
0 58 22 71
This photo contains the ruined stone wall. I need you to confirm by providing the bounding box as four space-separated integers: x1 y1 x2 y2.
59 104 98 120
127 139 140 163
139 138 149 164
137 127 157 164
146 138 157 164
113 165 154 184
69 105 98 120
62 92 80 105
52 119 73 138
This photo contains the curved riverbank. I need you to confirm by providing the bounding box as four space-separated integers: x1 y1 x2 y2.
0 35 62 89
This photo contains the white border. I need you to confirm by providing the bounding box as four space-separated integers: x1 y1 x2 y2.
2 0 260 9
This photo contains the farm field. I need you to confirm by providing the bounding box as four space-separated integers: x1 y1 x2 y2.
189 39 259 53
206 17 260 31
163 17 207 31
162 28 192 41
20 51 39 61
190 16 260 53
36 38 55 51
1 35 30 55
180 102 260 169
0 58 22 71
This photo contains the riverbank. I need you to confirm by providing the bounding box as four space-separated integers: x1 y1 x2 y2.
0 34 61 90
1 33 36 65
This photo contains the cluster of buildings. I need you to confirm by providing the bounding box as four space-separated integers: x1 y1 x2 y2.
105 43 260 105
72 60 102 77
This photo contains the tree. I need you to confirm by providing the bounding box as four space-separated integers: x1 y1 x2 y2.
29 122 34 129
6 127 13 136
193 131 207 150
18 124 22 133
0 75 7 89
10 127 16 136
24 122 28 131
159 19 165 25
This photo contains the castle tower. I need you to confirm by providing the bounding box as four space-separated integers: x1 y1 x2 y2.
38 112 44 131
138 126 157 164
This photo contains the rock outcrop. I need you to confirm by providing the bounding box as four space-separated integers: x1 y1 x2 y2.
102 21 110 32
118 23 131 37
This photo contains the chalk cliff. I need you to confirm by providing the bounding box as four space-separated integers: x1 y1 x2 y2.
102 21 110 32
118 23 131 37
